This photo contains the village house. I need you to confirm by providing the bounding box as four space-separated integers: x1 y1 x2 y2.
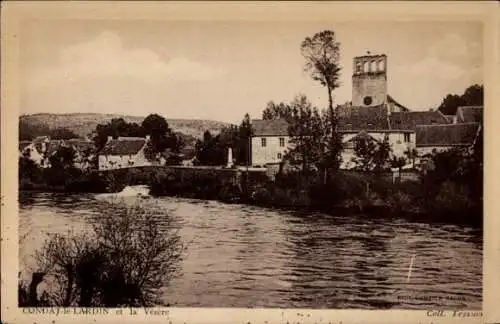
250 53 453 169
97 136 151 171
250 119 290 167
19 136 96 170
415 122 481 157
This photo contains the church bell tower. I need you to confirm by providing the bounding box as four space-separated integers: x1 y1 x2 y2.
352 53 388 107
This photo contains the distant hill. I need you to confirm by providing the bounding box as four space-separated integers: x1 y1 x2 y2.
19 113 233 141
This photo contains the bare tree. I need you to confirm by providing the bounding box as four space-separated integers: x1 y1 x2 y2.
30 200 184 307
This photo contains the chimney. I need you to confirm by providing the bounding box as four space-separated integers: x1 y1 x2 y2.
146 135 151 141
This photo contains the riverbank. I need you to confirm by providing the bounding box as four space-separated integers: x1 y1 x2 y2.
148 169 482 228
19 163 482 228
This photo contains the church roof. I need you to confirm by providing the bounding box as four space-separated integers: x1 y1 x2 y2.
456 106 483 123
99 137 147 156
251 119 289 136
416 123 480 147
336 104 390 132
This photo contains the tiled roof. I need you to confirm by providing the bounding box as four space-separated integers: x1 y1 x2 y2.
456 106 483 123
99 137 146 155
389 111 450 131
416 123 480 147
336 105 390 132
251 119 289 136
66 139 95 153
33 136 50 144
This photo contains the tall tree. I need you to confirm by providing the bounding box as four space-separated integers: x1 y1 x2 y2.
301 30 343 179
238 113 253 165
301 30 341 113
141 114 183 162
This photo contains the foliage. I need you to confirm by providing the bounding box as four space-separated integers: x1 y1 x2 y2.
48 146 77 170
404 147 419 169
29 201 184 307
390 156 406 171
300 30 342 112
142 114 183 162
284 95 324 174
237 113 253 165
300 30 343 178
194 115 252 166
93 118 145 150
262 101 293 121
437 84 483 115
351 136 377 172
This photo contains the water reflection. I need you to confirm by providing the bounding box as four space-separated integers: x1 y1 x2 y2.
19 191 482 309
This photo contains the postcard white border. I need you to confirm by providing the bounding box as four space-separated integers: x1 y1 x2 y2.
2 1 499 324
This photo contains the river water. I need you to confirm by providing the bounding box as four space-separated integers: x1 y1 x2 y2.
19 190 482 309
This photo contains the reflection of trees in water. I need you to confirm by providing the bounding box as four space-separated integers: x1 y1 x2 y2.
281 213 396 308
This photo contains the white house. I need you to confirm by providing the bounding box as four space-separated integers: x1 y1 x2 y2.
250 119 290 167
98 136 151 171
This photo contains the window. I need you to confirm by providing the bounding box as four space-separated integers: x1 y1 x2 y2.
404 133 411 143
261 138 266 147
344 141 354 149
356 63 362 73
279 137 285 147
363 96 373 106
277 153 282 159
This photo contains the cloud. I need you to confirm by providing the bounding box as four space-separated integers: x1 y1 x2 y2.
395 56 467 80
428 33 481 60
394 32 482 81
28 31 225 89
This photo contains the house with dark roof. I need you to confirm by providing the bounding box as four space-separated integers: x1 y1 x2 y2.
415 122 481 156
98 136 151 171
455 106 483 124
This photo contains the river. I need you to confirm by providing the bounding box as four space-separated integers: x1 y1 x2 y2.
19 190 482 309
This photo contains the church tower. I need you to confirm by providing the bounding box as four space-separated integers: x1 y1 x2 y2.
352 53 387 107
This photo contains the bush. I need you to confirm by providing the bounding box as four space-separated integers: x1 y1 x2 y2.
22 201 184 307
431 180 473 216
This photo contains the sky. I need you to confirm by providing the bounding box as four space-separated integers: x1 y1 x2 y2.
20 20 483 124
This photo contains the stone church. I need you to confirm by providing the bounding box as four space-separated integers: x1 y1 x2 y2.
250 53 481 169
